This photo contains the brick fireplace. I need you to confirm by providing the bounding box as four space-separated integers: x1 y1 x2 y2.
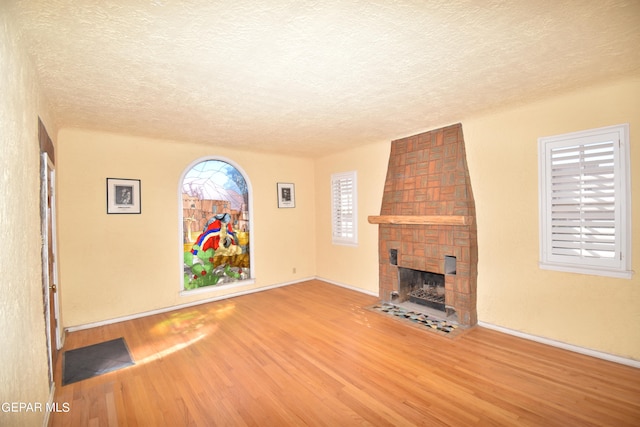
369 123 478 327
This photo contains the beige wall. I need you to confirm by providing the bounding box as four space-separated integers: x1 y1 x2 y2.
463 76 640 360
56 129 316 327
0 3 53 426
314 141 389 293
315 76 640 360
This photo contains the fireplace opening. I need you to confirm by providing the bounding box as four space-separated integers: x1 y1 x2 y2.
398 267 445 312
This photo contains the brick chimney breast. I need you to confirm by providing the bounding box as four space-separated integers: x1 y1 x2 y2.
373 123 478 327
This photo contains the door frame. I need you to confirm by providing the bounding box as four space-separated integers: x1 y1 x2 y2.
41 151 62 385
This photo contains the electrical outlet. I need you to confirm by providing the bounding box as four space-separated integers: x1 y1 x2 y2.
292 267 296 274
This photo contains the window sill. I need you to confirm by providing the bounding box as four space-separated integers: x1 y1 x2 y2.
539 263 632 279
180 278 256 297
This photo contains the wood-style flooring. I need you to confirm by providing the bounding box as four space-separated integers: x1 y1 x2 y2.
49 280 640 426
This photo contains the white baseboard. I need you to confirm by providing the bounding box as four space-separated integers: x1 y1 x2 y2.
65 277 314 333
314 276 379 297
65 277 374 333
478 321 640 369
42 383 55 427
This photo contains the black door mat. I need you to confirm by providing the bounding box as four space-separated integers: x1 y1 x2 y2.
62 337 135 385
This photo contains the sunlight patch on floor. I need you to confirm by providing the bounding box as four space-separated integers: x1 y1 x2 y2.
132 302 236 362
135 332 209 365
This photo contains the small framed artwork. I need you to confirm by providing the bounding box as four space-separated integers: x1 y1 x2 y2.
106 178 141 214
277 182 295 208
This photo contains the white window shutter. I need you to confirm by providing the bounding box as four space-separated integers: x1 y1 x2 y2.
539 124 631 278
331 171 358 246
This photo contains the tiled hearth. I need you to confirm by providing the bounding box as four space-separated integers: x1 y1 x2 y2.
369 123 478 327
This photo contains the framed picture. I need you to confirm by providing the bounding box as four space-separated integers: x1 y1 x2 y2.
277 182 295 208
106 178 141 214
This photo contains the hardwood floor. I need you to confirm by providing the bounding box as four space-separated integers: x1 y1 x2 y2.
49 280 640 426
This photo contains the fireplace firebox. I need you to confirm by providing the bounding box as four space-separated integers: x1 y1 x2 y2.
397 267 445 311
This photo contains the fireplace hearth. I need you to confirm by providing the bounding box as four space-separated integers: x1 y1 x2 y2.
369 123 478 327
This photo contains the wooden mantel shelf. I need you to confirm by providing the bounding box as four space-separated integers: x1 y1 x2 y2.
368 215 472 226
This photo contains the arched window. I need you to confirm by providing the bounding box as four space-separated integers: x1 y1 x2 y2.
181 158 251 290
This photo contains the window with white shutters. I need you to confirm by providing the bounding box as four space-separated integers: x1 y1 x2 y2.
331 171 358 246
538 124 631 278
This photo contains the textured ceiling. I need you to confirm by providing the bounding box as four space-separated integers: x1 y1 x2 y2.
10 0 640 157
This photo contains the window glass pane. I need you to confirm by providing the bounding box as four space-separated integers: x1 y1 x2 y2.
182 159 250 289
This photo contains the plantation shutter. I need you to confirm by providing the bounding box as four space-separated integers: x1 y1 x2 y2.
539 124 630 278
548 137 617 261
331 171 357 245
